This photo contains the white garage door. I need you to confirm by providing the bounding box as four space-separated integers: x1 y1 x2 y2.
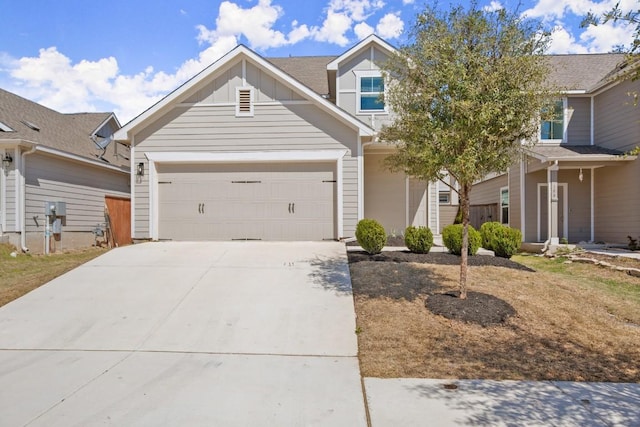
157 163 336 241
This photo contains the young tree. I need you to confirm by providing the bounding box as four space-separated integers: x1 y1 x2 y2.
379 5 553 299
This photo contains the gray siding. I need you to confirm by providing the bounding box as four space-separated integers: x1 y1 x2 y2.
470 175 507 205
595 79 640 152
566 97 590 145
364 153 406 234
3 152 17 231
560 169 591 243
439 205 458 233
24 153 129 233
509 162 521 232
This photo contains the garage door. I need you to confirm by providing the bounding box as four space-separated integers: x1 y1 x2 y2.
157 163 336 241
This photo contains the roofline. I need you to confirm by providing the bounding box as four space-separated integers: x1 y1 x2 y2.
588 57 640 94
91 113 121 137
525 148 636 163
0 139 130 173
326 34 397 71
115 45 374 142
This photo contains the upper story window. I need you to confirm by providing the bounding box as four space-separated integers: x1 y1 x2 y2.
540 99 564 142
358 75 385 112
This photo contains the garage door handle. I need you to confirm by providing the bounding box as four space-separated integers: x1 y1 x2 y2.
288 203 291 213
202 203 205 214
292 203 295 214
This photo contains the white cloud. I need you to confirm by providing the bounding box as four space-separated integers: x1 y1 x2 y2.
402 0 414 4
354 22 375 40
376 12 403 39
311 10 354 45
483 1 504 12
309 0 387 46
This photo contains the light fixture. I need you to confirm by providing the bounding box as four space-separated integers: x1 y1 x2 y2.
2 153 12 168
578 168 584 182
136 162 144 177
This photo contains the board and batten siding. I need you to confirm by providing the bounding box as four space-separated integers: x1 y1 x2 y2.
133 60 362 239
24 153 129 233
566 97 591 145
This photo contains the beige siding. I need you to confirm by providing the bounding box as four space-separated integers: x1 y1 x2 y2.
509 161 521 232
3 153 17 231
364 153 406 234
559 169 591 242
595 79 640 152
24 153 129 233
439 205 458 233
470 175 507 205
566 97 591 145
524 170 545 242
595 160 640 243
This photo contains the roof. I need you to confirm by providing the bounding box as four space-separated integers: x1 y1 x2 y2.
326 34 396 71
0 88 127 168
546 54 626 91
266 56 336 96
527 144 633 162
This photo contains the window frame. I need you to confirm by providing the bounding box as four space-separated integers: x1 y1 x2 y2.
354 70 387 114
500 186 509 225
540 98 566 143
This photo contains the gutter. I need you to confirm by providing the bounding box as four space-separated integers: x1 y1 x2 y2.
19 145 37 252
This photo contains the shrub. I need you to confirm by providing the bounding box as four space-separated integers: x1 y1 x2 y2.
489 226 522 258
404 226 434 254
480 221 503 251
442 224 481 255
355 219 387 255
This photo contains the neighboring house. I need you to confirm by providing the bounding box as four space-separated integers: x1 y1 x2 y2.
114 35 638 244
0 88 130 253
470 54 640 245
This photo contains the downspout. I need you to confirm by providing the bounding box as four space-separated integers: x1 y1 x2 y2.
20 145 37 252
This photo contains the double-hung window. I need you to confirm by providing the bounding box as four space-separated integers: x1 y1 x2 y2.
500 187 509 225
540 99 564 141
359 75 385 112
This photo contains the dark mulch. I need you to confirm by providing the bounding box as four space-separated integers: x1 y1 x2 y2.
346 236 406 247
425 291 517 327
347 250 535 272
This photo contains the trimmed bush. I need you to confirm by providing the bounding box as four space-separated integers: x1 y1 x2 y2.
489 226 522 258
480 221 504 251
404 226 434 254
442 224 481 255
355 219 387 255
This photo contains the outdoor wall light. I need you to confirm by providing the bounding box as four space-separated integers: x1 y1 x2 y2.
578 168 584 182
2 153 12 168
137 162 144 177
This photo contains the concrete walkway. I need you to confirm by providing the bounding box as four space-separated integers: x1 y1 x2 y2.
0 242 366 426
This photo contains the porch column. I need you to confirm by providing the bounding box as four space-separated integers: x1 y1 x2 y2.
547 162 559 245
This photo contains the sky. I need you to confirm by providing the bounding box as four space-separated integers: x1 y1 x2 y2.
0 0 637 123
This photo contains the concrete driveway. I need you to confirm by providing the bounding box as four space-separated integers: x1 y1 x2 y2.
0 242 366 426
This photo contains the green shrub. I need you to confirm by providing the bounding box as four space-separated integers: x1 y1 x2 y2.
489 226 522 258
404 226 434 254
355 219 387 255
480 221 503 251
442 224 481 255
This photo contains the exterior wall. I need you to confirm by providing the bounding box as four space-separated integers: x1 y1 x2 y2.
133 59 361 239
439 205 458 233
595 78 640 152
2 148 18 232
595 159 640 243
23 152 129 252
566 97 591 145
509 161 522 232
364 153 406 234
524 169 545 242
336 45 392 131
560 169 591 243
469 174 507 205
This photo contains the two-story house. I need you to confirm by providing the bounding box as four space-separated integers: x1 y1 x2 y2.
114 35 639 245
469 54 640 246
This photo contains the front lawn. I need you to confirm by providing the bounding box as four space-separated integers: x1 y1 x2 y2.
0 243 106 307
349 250 640 382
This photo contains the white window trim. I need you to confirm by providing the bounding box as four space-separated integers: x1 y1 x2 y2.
499 186 509 225
235 87 254 117
539 97 567 143
354 70 387 114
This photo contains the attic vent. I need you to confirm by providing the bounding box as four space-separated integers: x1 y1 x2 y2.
21 120 40 131
236 87 254 117
0 121 14 132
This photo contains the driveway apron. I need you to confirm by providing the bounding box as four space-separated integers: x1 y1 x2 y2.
0 242 366 426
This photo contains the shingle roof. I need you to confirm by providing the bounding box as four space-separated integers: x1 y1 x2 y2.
546 54 626 91
528 144 628 161
0 88 127 168
266 56 336 96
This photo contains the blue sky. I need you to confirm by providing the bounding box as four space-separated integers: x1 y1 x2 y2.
0 0 636 122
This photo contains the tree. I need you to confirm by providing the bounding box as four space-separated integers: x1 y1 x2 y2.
379 5 554 299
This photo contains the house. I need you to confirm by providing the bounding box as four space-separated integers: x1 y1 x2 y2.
469 54 640 246
0 88 130 253
114 35 639 244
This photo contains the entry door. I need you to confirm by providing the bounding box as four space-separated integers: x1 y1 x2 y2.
538 183 568 242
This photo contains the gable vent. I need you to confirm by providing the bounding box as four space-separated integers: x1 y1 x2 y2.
236 87 254 117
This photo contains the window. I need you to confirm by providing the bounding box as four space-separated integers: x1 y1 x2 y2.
439 191 451 204
359 76 385 112
540 99 563 141
500 187 509 224
235 87 254 117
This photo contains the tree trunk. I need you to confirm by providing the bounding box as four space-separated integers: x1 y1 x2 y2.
459 184 471 299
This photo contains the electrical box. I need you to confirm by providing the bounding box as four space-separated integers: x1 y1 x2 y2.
52 218 62 234
44 201 66 216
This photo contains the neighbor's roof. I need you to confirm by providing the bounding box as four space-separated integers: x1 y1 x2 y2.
267 56 336 96
527 144 632 162
0 88 127 168
545 54 626 92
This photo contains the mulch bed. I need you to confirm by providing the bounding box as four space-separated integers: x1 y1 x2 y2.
426 291 517 327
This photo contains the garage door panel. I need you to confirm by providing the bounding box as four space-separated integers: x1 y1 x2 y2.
158 162 336 241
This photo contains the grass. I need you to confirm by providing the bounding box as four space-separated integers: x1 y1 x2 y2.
350 252 640 382
0 243 107 307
